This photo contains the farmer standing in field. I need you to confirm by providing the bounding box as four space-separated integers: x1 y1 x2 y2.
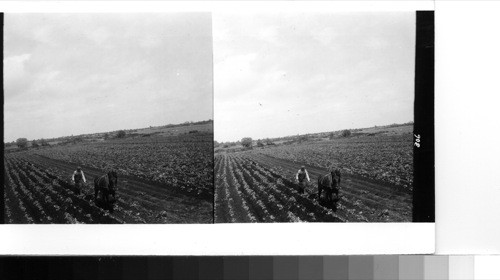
295 166 310 194
72 166 87 194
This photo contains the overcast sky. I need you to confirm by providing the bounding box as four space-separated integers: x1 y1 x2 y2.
4 13 213 142
214 13 415 142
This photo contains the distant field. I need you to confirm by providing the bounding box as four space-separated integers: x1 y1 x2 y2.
133 122 212 137
357 124 413 136
254 133 413 189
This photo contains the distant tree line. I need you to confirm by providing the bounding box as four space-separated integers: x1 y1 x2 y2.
7 119 212 148
215 137 276 149
217 128 357 149
160 119 213 129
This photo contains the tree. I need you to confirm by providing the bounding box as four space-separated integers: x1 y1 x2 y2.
298 135 309 142
341 129 351 137
16 138 28 149
214 141 220 148
40 138 49 146
241 137 253 148
72 136 83 143
116 130 126 138
264 138 275 145
256 140 264 147
31 140 39 148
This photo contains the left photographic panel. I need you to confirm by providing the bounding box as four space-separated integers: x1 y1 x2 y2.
3 13 214 224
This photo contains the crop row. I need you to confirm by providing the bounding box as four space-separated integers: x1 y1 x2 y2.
214 153 345 223
3 154 151 223
240 153 411 222
29 154 178 223
33 134 214 201
4 154 127 224
26 151 217 224
235 154 368 222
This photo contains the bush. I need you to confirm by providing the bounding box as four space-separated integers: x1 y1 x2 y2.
16 138 28 149
341 129 351 137
256 140 264 147
31 140 39 148
116 130 126 138
40 139 50 146
241 137 253 148
298 135 309 142
264 138 275 145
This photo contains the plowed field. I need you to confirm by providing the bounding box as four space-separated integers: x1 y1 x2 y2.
215 152 411 222
4 142 213 224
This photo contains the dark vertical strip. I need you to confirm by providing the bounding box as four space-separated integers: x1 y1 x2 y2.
47 258 74 280
298 256 323 280
323 256 349 280
348 256 374 280
210 13 216 225
0 258 6 279
373 255 399 280
1 257 73 279
413 11 435 222
424 256 449 280
199 257 224 280
273 256 299 280
72 257 99 280
122 257 148 280
1 12 5 224
399 256 424 280
147 257 174 280
96 257 122 280
173 257 199 280
248 256 273 280
223 256 249 280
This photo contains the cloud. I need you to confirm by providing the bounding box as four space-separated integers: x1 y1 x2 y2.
214 13 415 142
4 13 213 142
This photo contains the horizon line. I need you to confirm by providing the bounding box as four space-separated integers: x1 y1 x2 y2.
215 120 414 143
4 119 214 143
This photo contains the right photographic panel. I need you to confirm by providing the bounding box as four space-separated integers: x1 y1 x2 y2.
213 12 434 223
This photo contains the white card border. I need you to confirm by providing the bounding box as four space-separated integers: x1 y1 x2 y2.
1 1 435 255
0 223 435 255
